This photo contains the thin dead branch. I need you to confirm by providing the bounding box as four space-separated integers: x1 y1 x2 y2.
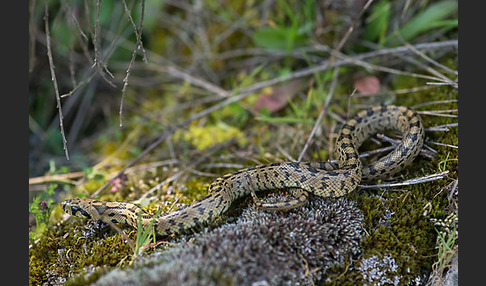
425 140 458 149
238 40 457 97
411 99 457 109
139 141 229 200
297 67 339 162
425 123 458 132
359 170 449 189
146 64 229 98
416 110 457 118
90 90 252 196
29 171 85 186
119 0 147 127
92 0 116 88
44 0 69 160
333 0 375 61
403 41 457 76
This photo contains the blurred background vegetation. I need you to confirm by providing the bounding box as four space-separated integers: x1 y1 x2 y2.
29 0 457 177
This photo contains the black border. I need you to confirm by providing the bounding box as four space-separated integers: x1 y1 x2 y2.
458 1 482 285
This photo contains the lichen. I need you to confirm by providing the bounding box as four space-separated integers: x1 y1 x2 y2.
90 196 364 286
359 254 401 286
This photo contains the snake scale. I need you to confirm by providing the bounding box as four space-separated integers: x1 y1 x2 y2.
62 105 424 237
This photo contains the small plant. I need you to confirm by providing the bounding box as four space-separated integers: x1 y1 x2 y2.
362 0 458 47
29 184 57 243
133 207 164 258
430 213 458 280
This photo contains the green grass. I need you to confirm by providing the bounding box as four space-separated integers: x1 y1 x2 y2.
29 184 57 243
431 213 458 281
133 208 160 257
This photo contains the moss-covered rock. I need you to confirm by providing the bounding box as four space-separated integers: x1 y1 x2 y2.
90 196 364 286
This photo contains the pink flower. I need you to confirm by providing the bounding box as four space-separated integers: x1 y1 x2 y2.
110 173 127 193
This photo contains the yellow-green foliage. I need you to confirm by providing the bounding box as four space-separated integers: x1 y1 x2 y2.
178 122 247 150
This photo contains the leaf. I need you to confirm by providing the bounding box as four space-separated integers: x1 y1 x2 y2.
254 79 308 113
384 0 458 46
362 1 391 44
353 76 381 95
255 116 314 124
252 26 308 51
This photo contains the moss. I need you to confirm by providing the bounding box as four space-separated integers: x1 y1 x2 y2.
29 219 134 285
86 196 365 286
319 85 457 285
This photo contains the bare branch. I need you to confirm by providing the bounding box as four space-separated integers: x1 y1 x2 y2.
119 0 147 127
425 123 458 132
44 0 69 160
411 99 457 109
425 140 458 149
359 171 449 189
140 142 227 200
92 0 116 88
146 64 229 98
297 68 339 162
333 0 375 59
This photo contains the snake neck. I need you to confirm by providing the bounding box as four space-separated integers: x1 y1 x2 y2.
153 192 231 236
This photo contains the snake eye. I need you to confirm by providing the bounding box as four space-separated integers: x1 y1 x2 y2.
61 201 71 213
61 200 92 220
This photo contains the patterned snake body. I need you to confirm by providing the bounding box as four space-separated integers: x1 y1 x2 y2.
62 105 424 236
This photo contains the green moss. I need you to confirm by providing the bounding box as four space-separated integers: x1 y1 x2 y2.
29 219 133 285
177 178 212 204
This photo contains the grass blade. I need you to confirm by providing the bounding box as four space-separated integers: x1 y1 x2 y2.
384 0 457 46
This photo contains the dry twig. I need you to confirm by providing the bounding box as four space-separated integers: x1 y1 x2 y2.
92 0 116 88
44 0 69 160
359 171 449 189
139 141 229 200
119 0 147 127
297 67 339 162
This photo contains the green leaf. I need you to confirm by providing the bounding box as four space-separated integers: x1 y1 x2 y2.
384 0 457 46
255 116 314 124
362 1 391 44
252 26 308 51
134 211 156 256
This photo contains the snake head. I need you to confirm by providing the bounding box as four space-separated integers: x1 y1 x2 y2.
61 198 97 220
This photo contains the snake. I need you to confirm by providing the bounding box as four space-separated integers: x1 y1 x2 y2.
61 105 424 237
